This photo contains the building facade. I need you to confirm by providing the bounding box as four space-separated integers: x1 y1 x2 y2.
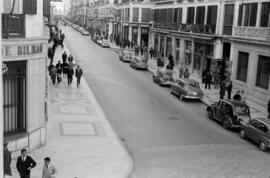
70 0 89 27
113 0 153 46
151 0 270 106
2 0 49 156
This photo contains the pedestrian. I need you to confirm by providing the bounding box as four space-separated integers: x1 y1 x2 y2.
75 65 83 88
179 63 184 78
55 61 63 84
213 72 219 89
62 61 68 79
156 53 164 70
183 69 190 78
167 54 174 70
204 71 212 90
226 81 233 100
219 80 226 99
233 90 242 101
4 141 12 178
149 47 154 59
47 47 54 64
140 46 143 56
68 54 73 63
267 98 270 119
202 69 207 84
16 149 36 178
42 157 57 178
49 64 57 85
67 66 74 86
62 51 67 63
241 90 246 103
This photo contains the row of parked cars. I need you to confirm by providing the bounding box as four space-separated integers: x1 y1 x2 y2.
118 48 270 152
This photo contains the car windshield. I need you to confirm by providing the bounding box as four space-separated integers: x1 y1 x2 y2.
235 105 249 115
188 82 199 88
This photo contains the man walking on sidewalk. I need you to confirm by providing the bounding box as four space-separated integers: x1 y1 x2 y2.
267 98 270 119
67 66 74 86
4 141 12 178
204 72 212 90
42 157 57 178
75 65 83 88
16 149 36 178
219 80 226 99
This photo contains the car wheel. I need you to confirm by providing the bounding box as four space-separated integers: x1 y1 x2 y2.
259 141 267 151
222 117 230 129
179 94 184 101
240 129 245 138
207 108 214 120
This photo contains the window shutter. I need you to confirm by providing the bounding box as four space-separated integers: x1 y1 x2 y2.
43 0 50 16
238 4 243 26
23 0 37 14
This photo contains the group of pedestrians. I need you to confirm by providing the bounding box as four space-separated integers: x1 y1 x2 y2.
4 143 57 178
48 51 83 88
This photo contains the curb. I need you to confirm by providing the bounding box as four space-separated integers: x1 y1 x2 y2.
64 41 134 178
80 77 134 178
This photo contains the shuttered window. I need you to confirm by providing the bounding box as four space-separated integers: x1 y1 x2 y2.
187 7 195 24
196 6 205 25
3 61 27 136
43 0 50 16
23 0 37 14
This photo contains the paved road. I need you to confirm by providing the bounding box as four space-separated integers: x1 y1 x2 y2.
63 26 270 178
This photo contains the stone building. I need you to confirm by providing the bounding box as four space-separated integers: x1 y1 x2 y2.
1 0 49 156
150 0 270 106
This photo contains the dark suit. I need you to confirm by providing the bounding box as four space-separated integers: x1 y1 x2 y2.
16 155 36 178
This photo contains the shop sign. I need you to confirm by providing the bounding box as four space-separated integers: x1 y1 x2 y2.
2 43 43 58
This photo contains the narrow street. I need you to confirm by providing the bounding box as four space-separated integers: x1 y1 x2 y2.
63 26 270 178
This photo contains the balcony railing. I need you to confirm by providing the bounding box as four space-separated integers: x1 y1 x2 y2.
233 26 270 41
2 13 25 39
153 22 216 35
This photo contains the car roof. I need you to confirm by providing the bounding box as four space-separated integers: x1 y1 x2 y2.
253 117 270 126
178 78 199 84
221 99 248 106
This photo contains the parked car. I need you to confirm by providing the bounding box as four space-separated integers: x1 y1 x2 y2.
153 69 174 86
80 28 89 35
101 39 110 47
119 49 132 62
96 36 102 45
170 79 203 100
130 56 148 70
240 117 270 151
206 99 251 129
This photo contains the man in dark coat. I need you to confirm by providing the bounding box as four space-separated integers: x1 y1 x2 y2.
47 47 54 64
149 47 154 59
204 72 212 90
267 99 270 119
62 51 67 63
67 66 74 86
16 149 36 178
226 81 233 100
219 80 226 99
4 142 12 177
75 65 83 88
68 54 73 63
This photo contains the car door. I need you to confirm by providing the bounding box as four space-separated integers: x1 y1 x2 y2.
178 81 185 95
171 79 179 93
247 119 262 142
215 101 226 122
253 121 268 143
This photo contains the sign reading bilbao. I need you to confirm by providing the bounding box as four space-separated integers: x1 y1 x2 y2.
2 43 43 57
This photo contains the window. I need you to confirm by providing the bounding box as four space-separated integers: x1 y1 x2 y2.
196 6 205 25
238 3 257 26
260 2 270 27
124 8 130 21
166 8 174 22
187 7 195 24
23 0 37 14
3 61 26 136
173 8 182 23
207 5 217 33
256 55 270 89
251 120 268 133
223 4 234 35
141 8 151 22
166 37 172 57
236 52 249 82
133 8 139 22
176 39 180 48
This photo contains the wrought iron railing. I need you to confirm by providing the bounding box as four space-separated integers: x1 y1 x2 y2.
153 22 216 35
2 13 25 39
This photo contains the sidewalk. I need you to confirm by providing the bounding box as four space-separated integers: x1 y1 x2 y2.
10 45 133 178
147 59 268 118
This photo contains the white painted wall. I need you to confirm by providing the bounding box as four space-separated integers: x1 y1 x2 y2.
25 0 44 38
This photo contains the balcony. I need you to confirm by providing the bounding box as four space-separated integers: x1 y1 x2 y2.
2 13 25 39
153 22 216 35
233 26 270 41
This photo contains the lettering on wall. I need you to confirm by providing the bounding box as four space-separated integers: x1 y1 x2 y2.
2 43 43 57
